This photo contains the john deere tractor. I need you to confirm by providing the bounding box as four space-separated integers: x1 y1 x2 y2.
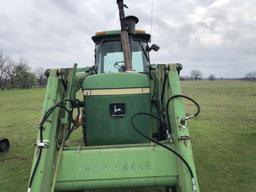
28 1 200 192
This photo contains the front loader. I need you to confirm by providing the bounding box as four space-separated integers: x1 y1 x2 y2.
28 1 200 191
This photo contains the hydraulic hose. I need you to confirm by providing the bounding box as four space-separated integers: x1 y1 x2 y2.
166 94 200 132
28 99 76 191
131 112 197 192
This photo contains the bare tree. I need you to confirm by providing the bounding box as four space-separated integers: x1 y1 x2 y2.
35 67 47 87
0 53 39 90
208 74 216 81
190 70 203 80
14 58 36 89
180 75 190 81
0 52 10 90
5 59 16 89
244 72 256 81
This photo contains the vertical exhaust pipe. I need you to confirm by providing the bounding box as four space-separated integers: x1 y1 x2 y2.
116 0 132 71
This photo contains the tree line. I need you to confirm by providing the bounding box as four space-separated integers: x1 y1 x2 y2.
180 70 216 81
1 52 255 91
0 52 47 90
181 70 256 81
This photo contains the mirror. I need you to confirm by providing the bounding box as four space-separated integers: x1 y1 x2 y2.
147 44 160 52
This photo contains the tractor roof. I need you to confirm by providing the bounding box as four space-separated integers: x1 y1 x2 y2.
92 30 151 43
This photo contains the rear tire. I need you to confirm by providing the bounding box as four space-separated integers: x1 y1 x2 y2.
0 138 10 155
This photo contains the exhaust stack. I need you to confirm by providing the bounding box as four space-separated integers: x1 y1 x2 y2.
116 0 132 71
125 15 139 34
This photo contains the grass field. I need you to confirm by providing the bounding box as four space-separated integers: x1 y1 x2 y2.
0 80 255 192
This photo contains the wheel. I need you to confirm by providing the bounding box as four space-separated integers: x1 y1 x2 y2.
0 138 10 155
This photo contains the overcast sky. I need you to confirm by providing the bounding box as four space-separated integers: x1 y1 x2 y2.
0 0 255 77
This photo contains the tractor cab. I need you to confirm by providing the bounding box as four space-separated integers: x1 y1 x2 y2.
92 16 158 73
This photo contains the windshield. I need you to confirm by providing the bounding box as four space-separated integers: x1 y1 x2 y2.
96 39 149 73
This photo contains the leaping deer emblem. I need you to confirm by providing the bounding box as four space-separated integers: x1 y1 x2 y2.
113 105 122 114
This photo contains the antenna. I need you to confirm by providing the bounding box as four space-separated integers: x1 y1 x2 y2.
150 0 154 40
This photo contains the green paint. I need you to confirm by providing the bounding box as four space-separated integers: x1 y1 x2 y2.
83 72 149 89
28 69 65 192
84 94 152 145
83 72 152 145
167 64 200 192
55 144 177 191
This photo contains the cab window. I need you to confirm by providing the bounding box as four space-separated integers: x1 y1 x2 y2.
96 39 149 73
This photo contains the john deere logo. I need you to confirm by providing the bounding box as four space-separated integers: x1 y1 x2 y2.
109 103 125 118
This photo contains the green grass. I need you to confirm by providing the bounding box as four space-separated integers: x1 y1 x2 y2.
182 80 256 192
0 89 45 192
0 80 256 192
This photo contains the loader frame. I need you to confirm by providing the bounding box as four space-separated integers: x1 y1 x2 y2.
28 64 200 192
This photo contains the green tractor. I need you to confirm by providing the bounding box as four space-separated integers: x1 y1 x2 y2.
28 1 200 192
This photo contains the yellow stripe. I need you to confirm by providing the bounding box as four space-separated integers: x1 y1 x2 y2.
83 88 150 96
